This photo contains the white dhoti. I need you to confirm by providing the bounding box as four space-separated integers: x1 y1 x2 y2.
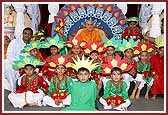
99 97 131 111
8 89 45 108
42 95 71 107
122 73 144 91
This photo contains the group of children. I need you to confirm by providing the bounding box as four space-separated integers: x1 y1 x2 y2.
7 17 164 111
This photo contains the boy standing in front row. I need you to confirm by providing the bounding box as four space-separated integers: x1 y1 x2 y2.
63 56 98 111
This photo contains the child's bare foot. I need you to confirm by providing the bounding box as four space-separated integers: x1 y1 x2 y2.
122 107 128 111
144 95 149 100
151 95 156 101
135 94 140 99
129 94 135 99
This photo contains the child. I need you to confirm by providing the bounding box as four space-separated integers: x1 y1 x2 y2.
42 55 73 107
65 35 86 63
103 37 122 63
54 18 68 56
83 42 106 95
8 56 49 108
63 56 98 111
21 40 44 62
102 37 122 89
122 17 142 41
133 41 154 99
150 39 164 100
41 35 65 81
118 38 140 93
100 55 132 111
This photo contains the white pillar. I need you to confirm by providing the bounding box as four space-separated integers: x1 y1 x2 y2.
139 4 152 35
149 4 163 38
48 4 59 23
27 4 40 32
117 4 128 15
13 4 26 39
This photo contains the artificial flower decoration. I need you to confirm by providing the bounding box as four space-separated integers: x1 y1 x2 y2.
71 55 99 73
106 96 124 107
154 38 164 49
32 30 46 40
91 72 101 81
44 55 72 68
83 42 106 55
66 35 86 48
50 91 67 100
54 18 65 32
133 41 154 55
13 55 44 69
41 35 64 49
103 37 122 50
101 55 133 75
118 38 139 52
21 40 41 53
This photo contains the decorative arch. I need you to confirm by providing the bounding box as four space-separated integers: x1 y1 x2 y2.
52 4 128 40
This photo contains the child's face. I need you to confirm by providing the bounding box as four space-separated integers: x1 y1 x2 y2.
24 65 34 77
111 70 122 82
58 27 64 36
4 36 10 47
78 70 90 82
140 51 148 61
29 48 38 58
50 47 58 56
56 65 66 75
107 47 115 56
128 22 137 28
89 52 98 60
124 49 133 59
159 47 164 57
72 45 81 55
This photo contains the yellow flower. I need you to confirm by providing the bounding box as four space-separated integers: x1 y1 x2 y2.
111 59 118 67
98 47 103 53
147 48 153 53
91 43 97 50
134 50 140 54
80 42 86 47
120 63 127 71
58 57 65 65
141 44 147 51
126 42 131 48
49 62 56 68
104 67 111 74
72 38 78 45
84 49 91 54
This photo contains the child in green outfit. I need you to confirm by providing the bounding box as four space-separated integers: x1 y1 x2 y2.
63 56 98 111
99 67 131 111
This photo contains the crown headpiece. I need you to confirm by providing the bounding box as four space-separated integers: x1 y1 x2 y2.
13 55 44 69
21 40 41 53
84 42 106 55
66 35 86 48
41 35 64 49
155 38 164 48
133 41 154 55
118 38 139 52
101 55 133 75
54 18 65 32
71 55 98 73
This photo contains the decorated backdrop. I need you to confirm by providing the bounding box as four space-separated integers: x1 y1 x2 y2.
52 4 128 40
